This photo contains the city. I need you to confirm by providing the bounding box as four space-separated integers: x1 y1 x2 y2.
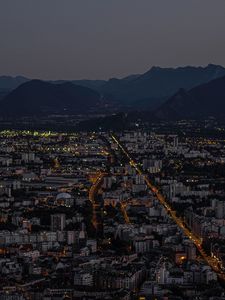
1 1 225 299
1 120 225 299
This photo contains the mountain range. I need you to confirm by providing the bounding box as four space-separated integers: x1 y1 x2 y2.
0 64 225 119
1 64 225 101
96 64 225 108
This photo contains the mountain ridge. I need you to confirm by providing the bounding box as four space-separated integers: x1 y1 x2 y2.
0 80 102 116
156 75 225 120
1 64 225 115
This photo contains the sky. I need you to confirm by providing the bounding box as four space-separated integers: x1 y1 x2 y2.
1 0 225 80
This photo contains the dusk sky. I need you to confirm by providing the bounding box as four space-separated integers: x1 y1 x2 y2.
1 0 225 80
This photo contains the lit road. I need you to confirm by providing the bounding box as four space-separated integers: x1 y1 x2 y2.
111 133 225 280
89 172 107 229
120 201 131 224
88 134 117 231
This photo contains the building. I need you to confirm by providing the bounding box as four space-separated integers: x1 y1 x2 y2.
50 214 66 231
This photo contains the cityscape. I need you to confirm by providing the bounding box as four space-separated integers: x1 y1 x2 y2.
1 1 225 299
1 120 225 299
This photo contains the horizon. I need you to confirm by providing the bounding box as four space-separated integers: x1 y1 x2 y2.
1 63 225 82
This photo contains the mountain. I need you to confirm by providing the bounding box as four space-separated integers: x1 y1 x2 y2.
52 79 106 91
0 80 101 116
70 74 140 90
0 76 29 90
0 89 10 102
71 79 106 90
98 64 225 109
156 75 225 120
1 64 225 113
